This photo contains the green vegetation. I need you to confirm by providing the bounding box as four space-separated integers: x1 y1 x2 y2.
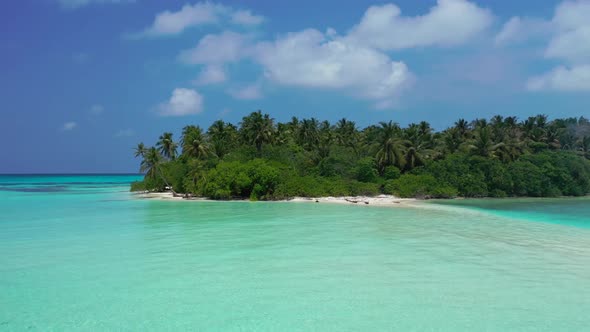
132 112 590 199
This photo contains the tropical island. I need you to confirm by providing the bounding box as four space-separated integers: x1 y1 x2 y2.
131 111 590 200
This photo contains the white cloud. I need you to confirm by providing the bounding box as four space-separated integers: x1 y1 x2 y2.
179 28 412 107
545 0 590 63
346 0 493 50
62 122 77 131
546 28 590 63
552 0 590 30
545 1 590 62
89 104 104 115
115 129 135 137
253 29 412 108
139 3 264 37
494 17 552 46
179 31 250 64
231 10 264 25
524 1 590 92
157 88 204 116
527 65 590 91
168 1 498 107
194 65 226 85
227 83 263 100
58 0 134 9
143 3 224 36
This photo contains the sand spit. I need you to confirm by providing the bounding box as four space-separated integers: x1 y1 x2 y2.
134 192 419 207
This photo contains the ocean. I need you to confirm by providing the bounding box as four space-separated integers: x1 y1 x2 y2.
1 175 589 331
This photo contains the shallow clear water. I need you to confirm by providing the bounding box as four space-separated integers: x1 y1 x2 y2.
431 197 590 229
1 175 590 331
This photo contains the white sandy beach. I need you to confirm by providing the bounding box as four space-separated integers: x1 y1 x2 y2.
134 191 419 207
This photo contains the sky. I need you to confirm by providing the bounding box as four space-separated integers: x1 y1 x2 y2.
1 0 589 173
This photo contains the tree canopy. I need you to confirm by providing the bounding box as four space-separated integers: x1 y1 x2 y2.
132 111 590 200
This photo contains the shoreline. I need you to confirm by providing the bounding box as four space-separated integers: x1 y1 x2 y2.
133 191 420 208
133 191 590 206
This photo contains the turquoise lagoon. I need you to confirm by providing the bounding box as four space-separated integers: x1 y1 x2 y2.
1 175 589 331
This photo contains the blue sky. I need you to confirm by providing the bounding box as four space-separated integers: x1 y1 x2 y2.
1 0 589 173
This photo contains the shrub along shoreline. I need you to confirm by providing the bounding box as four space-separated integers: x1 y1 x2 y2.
131 112 590 200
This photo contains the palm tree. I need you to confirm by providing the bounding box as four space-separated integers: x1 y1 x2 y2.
442 127 463 154
335 118 359 154
418 121 432 137
375 121 405 173
490 115 507 142
504 116 518 127
403 145 426 171
468 127 504 158
182 125 210 159
156 132 177 160
139 147 173 191
490 115 504 127
494 137 526 163
140 147 162 180
472 118 488 130
317 120 333 159
402 123 436 171
240 110 275 154
297 118 320 151
535 114 548 129
207 120 237 158
184 158 207 194
275 123 293 145
454 118 470 139
134 142 146 158
545 126 562 150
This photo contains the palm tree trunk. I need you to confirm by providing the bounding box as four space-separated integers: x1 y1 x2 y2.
154 166 178 196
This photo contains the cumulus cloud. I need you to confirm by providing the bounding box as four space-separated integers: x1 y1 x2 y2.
183 1 489 107
527 65 590 91
179 31 250 64
227 83 263 100
58 0 134 9
139 2 264 37
545 0 590 62
231 10 264 25
62 122 77 131
194 65 226 85
552 0 590 32
522 0 590 92
494 17 552 46
546 28 590 62
253 29 412 107
346 0 493 50
157 88 204 116
170 1 494 107
142 3 224 36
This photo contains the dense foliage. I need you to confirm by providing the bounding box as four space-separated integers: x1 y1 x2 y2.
132 112 590 199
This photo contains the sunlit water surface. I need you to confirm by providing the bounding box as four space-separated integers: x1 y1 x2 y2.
1 175 589 331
